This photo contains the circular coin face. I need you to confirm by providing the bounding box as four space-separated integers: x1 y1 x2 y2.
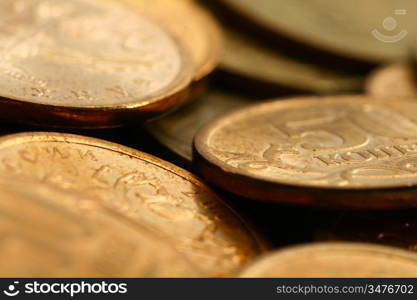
194 96 417 209
216 0 417 64
221 28 363 94
0 132 262 276
0 176 200 277
239 242 417 277
366 63 417 98
125 0 222 81
0 0 193 128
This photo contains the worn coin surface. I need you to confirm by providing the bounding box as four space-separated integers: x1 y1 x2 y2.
126 0 222 82
0 0 193 128
239 243 417 277
0 132 262 275
216 0 417 64
0 176 201 277
194 96 417 209
221 28 363 94
366 63 417 98
147 89 255 162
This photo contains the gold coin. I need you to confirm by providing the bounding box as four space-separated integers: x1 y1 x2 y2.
0 132 262 275
0 176 201 277
0 0 193 128
220 28 363 94
215 0 417 64
239 242 417 277
147 89 255 163
194 96 417 209
125 0 222 82
366 63 417 98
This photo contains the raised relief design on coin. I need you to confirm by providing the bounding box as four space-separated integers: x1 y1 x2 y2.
0 133 262 275
0 0 190 107
194 96 417 208
196 97 417 188
0 177 200 277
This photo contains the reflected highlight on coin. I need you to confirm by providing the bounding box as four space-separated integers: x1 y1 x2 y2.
0 132 262 275
0 176 201 277
0 0 193 128
239 243 417 277
194 96 417 209
125 0 222 82
366 63 417 98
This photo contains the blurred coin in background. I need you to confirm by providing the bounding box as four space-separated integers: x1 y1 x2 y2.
366 63 417 98
0 132 264 276
239 243 417 277
219 28 364 95
0 0 193 128
0 177 201 277
213 0 417 65
194 96 417 209
147 89 256 164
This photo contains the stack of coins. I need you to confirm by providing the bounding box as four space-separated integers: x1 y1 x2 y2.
3 0 417 277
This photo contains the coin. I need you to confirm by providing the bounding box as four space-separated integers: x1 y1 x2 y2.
0 0 193 128
147 89 255 163
194 96 417 209
0 176 201 277
315 210 417 251
239 242 417 277
220 28 363 94
125 0 222 82
215 0 417 64
0 132 263 275
366 63 417 98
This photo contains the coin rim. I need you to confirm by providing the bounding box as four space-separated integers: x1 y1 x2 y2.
239 241 417 277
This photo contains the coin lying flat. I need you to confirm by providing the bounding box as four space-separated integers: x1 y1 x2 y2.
316 210 417 251
194 96 417 209
0 0 193 128
221 28 363 94
125 0 222 82
215 0 417 64
239 243 417 277
147 89 255 162
0 176 201 277
366 63 417 98
0 132 263 275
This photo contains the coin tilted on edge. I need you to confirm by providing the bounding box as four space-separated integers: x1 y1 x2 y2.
0 132 263 276
239 243 417 277
126 0 222 82
194 96 417 209
0 0 193 128
366 63 417 98
147 89 255 163
220 28 363 94
215 0 417 64
0 176 201 277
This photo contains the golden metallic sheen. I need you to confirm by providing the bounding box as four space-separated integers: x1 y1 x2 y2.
126 0 222 81
0 0 193 128
366 63 417 98
0 176 201 277
194 96 417 209
239 243 417 277
0 132 262 276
